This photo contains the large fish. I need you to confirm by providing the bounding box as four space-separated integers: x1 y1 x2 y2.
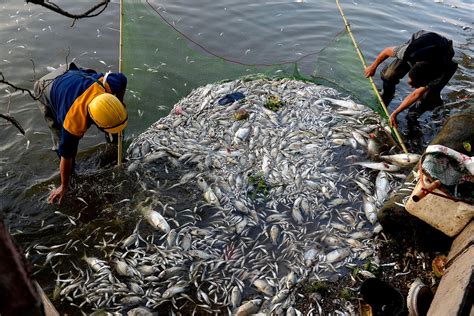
375 171 390 204
353 161 400 172
140 205 170 233
380 153 421 167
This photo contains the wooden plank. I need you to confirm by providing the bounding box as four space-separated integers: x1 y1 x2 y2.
448 220 474 264
428 247 474 316
34 281 59 316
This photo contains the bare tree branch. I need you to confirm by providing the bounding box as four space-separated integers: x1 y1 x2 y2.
0 114 25 135
0 73 38 100
25 0 110 20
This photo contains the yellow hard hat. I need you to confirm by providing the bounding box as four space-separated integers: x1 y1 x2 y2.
88 93 128 133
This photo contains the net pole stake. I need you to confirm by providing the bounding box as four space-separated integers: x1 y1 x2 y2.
118 131 123 166
117 0 124 166
335 0 408 154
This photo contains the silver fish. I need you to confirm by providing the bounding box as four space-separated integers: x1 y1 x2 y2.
141 206 170 233
253 279 275 296
236 299 262 316
353 161 400 172
325 248 350 263
380 153 421 167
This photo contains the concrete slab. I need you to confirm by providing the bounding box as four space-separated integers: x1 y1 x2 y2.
448 220 474 264
428 247 474 316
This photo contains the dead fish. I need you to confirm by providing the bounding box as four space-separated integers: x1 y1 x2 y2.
114 260 134 277
349 230 373 240
367 137 381 157
304 248 319 266
44 252 69 264
121 233 137 248
234 127 250 143
292 197 304 224
163 286 186 299
363 195 378 224
120 296 143 305
380 153 421 167
83 255 106 272
271 289 289 304
159 267 186 279
231 286 242 308
197 176 209 191
351 130 367 147
180 232 192 251
141 206 170 233
236 299 262 316
321 97 368 111
253 279 275 296
353 161 400 172
270 225 280 245
129 282 145 295
137 265 155 276
235 217 248 234
286 271 297 288
325 248 350 263
166 229 177 248
188 249 214 260
204 188 220 206
127 307 154 316
375 171 390 203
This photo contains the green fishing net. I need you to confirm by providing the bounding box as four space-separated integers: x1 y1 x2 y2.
121 0 382 138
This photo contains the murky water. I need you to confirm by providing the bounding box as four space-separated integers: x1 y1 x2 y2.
0 0 472 312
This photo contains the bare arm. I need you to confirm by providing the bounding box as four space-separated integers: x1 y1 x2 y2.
389 86 429 128
48 156 74 205
364 47 395 77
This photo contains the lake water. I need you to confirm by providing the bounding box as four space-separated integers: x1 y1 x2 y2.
0 0 472 311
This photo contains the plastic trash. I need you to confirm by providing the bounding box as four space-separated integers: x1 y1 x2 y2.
218 92 245 106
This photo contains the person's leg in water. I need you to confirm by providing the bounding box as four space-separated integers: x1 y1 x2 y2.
33 64 70 151
380 59 411 106
415 60 458 113
406 61 458 150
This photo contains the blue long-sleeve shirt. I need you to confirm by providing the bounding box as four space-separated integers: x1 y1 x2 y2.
49 69 127 158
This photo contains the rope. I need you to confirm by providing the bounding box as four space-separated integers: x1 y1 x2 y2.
145 0 345 68
335 0 408 154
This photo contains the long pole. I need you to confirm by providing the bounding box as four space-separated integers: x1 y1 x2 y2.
117 0 124 166
335 0 408 153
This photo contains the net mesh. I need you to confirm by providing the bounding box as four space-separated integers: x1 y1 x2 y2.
121 0 382 137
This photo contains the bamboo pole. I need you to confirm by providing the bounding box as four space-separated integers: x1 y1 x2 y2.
117 0 124 166
335 0 408 153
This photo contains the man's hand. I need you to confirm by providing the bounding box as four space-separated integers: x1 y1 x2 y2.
48 185 67 205
389 112 399 128
364 64 377 78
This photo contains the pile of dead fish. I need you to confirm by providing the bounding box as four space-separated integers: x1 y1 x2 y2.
51 78 420 315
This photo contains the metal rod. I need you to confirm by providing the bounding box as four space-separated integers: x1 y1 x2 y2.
335 0 408 153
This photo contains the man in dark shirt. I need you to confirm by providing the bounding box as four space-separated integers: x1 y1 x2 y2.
34 63 128 205
364 30 457 128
